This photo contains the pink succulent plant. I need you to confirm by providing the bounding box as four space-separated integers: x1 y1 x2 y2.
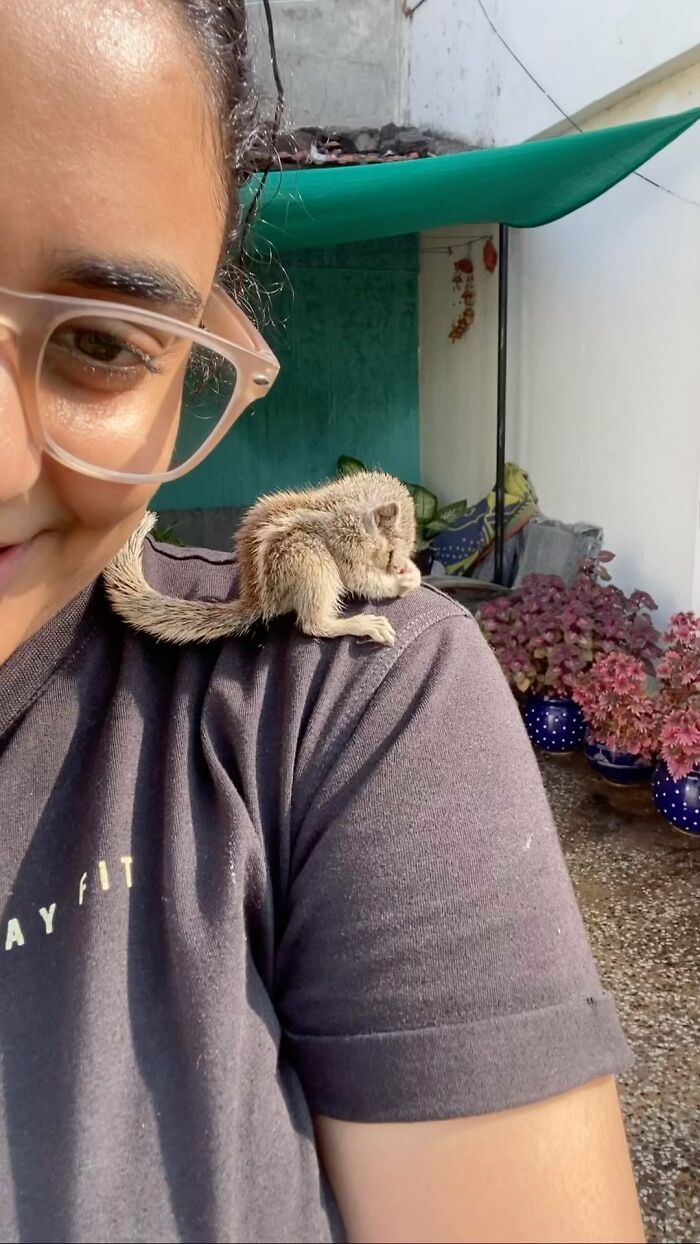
655 613 700 778
571 611 700 776
657 612 700 704
658 707 700 781
572 652 659 761
478 554 661 699
480 560 700 778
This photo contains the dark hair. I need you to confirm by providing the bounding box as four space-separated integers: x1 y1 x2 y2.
174 1 283 295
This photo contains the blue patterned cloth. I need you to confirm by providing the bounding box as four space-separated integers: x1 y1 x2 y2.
431 464 538 574
431 497 493 570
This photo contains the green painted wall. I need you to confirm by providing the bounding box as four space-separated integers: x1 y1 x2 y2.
156 235 419 510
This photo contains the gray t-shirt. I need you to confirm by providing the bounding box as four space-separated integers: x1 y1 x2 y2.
0 539 631 1243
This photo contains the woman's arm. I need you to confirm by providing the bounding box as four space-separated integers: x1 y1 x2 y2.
277 608 639 1238
317 1076 644 1244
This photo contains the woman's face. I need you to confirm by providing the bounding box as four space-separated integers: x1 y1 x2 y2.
0 0 225 661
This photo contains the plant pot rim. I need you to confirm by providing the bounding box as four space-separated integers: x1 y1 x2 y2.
526 692 577 704
585 738 654 764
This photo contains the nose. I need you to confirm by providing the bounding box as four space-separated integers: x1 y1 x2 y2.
0 335 43 500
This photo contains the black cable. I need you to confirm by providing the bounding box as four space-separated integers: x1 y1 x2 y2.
262 0 285 139
476 0 700 212
240 0 285 243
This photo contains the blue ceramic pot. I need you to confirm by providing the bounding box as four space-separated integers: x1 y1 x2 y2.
652 763 700 836
584 738 654 786
523 695 585 754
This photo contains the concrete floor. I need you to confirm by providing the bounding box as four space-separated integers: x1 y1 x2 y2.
541 755 700 1244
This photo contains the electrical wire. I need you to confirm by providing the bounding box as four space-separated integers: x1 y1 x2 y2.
262 0 285 139
241 0 286 241
420 234 492 253
476 0 700 211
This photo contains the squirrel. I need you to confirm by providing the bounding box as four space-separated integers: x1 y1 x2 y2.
102 471 422 647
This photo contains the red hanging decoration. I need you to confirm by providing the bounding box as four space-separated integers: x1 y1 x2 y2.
482 238 498 273
448 255 475 342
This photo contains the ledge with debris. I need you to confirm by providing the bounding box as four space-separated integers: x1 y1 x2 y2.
244 122 477 171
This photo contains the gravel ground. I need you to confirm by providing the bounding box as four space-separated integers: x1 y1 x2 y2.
541 755 700 1244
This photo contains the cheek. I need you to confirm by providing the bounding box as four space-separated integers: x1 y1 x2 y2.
45 362 187 478
45 459 157 531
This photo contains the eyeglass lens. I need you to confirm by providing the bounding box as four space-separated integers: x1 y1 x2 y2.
38 312 239 477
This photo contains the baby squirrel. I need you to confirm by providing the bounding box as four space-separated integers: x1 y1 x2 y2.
103 471 422 647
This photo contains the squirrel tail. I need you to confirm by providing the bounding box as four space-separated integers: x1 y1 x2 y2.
102 513 259 644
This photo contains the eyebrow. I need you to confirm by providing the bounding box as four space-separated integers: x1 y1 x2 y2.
48 253 204 319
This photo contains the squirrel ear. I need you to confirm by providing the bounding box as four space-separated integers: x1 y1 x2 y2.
364 501 399 533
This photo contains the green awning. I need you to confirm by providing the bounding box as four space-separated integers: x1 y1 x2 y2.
245 108 700 252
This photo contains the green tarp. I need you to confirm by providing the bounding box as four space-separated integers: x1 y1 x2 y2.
245 108 700 252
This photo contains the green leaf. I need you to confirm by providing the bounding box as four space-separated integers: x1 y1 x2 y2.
337 455 367 476
152 523 184 546
435 498 469 524
424 518 449 537
404 483 438 524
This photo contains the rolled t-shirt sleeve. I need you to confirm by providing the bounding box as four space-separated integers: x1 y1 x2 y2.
275 609 632 1123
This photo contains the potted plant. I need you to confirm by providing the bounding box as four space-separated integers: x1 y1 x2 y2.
572 651 658 784
337 455 467 575
478 555 661 754
652 613 700 835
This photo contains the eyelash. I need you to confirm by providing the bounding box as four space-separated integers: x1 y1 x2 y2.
123 341 165 375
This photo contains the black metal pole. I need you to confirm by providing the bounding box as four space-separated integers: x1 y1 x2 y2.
494 223 509 586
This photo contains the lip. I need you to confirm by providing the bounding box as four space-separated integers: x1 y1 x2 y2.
0 538 36 593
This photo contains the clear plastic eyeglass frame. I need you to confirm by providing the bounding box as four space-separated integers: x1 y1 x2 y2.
0 283 280 485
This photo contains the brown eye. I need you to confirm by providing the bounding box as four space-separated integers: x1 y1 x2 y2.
387 550 394 572
43 317 170 396
71 330 126 364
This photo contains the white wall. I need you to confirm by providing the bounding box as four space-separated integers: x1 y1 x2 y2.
405 0 700 144
247 0 401 129
420 58 700 620
419 225 499 506
508 64 700 620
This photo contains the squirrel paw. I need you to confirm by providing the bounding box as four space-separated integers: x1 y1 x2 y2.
356 614 397 646
396 562 422 596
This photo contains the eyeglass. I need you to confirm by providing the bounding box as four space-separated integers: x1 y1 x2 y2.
0 283 280 484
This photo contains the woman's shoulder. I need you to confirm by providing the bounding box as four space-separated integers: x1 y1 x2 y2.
132 538 508 789
143 539 533 803
130 543 632 1131
141 536 480 662
142 537 243 605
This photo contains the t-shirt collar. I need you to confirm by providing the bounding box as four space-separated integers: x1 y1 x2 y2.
0 580 104 740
